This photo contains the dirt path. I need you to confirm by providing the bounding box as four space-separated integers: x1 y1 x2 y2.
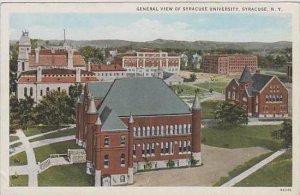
132 144 271 186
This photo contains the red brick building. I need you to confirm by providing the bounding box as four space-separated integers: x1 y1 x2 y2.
89 64 127 81
76 77 202 186
225 67 288 117
114 48 181 77
203 54 257 74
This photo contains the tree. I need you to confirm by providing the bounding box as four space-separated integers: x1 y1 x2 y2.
18 96 35 130
272 119 292 148
190 73 197 82
9 95 20 133
214 101 248 128
9 44 18 95
79 46 104 64
35 90 74 126
68 83 83 101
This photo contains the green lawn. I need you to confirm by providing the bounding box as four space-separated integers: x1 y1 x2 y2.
171 84 206 96
235 150 292 187
29 128 76 142
9 135 19 142
10 175 28 186
34 140 83 163
11 142 22 148
201 99 224 119
202 125 283 151
23 125 68 137
214 152 274 186
196 81 229 93
10 151 28 166
38 164 93 186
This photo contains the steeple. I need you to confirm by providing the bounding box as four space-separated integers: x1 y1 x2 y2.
87 96 97 114
192 93 201 110
95 115 102 126
239 66 253 83
129 112 134 124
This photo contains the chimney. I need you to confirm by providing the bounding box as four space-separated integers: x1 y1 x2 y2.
35 47 40 64
37 66 42 82
76 68 81 83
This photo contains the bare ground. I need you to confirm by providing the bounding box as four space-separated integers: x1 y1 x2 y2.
178 70 239 83
132 144 271 186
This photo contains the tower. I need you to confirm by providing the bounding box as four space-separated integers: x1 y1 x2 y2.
94 115 102 186
127 113 134 184
86 95 98 174
191 93 202 165
17 31 31 76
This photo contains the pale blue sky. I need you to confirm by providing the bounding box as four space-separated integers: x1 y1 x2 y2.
10 13 292 42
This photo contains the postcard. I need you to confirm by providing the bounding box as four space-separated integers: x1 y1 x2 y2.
0 1 299 195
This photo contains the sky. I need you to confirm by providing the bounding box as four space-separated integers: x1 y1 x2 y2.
10 13 292 42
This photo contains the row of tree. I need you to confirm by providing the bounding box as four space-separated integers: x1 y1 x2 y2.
10 84 83 133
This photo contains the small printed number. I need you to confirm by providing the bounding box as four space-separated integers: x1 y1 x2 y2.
280 188 291 192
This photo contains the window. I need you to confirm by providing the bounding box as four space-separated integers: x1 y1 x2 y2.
146 143 150 155
120 175 125 183
151 143 155 155
30 87 33 96
165 142 169 154
183 141 187 153
120 154 125 166
104 155 109 167
179 141 182 153
40 90 43 96
120 136 126 146
133 144 136 157
104 136 110 147
22 62 25 71
160 142 164 155
24 87 27 96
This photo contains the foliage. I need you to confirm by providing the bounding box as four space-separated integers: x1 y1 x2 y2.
23 125 66 137
68 83 83 101
10 175 29 187
214 101 248 128
201 99 224 119
167 159 175 168
9 44 18 94
79 46 104 64
189 156 199 166
35 90 75 126
272 119 292 148
10 151 28 166
144 162 153 170
189 73 197 82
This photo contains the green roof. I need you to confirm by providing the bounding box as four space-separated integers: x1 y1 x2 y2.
94 77 191 117
100 106 127 131
86 82 112 99
239 67 253 83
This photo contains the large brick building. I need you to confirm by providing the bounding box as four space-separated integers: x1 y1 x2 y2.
203 54 257 74
76 77 202 186
225 67 288 118
17 31 86 77
114 48 181 77
16 68 98 102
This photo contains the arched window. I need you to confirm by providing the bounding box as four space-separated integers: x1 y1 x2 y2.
156 126 160 135
104 155 109 167
142 127 146 137
147 126 150 136
30 87 33 96
24 87 27 96
170 125 174 135
265 95 268 102
120 154 125 166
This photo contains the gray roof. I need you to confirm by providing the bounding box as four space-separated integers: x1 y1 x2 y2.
252 74 273 91
239 67 253 83
192 94 201 110
100 106 127 131
163 71 174 79
87 82 112 99
96 77 191 117
246 88 253 96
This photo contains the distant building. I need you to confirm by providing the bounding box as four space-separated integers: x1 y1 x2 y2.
16 68 97 102
192 53 202 69
203 54 257 74
154 68 184 86
90 64 127 81
114 48 181 77
180 54 188 67
17 31 86 76
225 67 288 118
76 77 202 186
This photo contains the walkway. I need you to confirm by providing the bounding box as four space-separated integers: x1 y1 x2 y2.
15 130 39 186
221 149 287 187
